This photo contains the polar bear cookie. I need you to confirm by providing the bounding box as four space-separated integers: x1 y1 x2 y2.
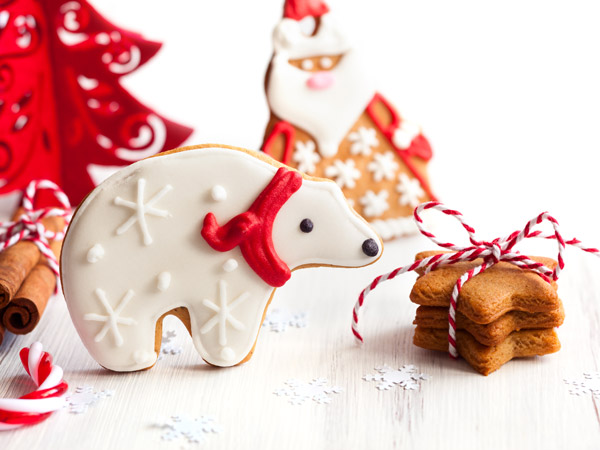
61 144 382 371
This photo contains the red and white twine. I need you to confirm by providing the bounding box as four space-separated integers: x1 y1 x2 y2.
0 342 68 430
352 202 600 358
0 180 71 284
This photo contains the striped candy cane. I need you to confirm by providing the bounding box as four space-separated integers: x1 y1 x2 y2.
0 342 68 430
0 180 72 286
352 202 600 358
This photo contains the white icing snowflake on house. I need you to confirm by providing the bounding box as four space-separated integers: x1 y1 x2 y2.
274 378 342 405
159 330 183 358
348 127 378 156
564 372 600 398
364 365 430 391
325 159 361 189
392 120 421 150
359 190 389 218
66 386 114 414
262 309 307 333
396 173 424 207
155 415 222 445
114 178 172 246
367 151 398 182
293 140 320 174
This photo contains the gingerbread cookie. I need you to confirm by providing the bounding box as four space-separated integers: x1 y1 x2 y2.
413 327 561 375
61 144 382 371
411 251 560 324
413 304 564 346
261 0 436 240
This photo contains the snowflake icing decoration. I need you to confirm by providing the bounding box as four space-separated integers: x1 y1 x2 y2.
155 415 222 445
367 151 399 182
274 378 342 405
364 365 429 391
325 159 361 189
262 309 307 333
348 127 379 156
66 386 114 414
564 372 600 398
293 140 320 174
396 173 424 207
359 190 389 218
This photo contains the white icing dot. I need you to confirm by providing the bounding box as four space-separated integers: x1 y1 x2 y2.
320 56 333 69
86 244 105 263
301 59 314 71
133 350 156 365
220 347 236 362
222 259 238 273
157 272 171 292
211 185 227 202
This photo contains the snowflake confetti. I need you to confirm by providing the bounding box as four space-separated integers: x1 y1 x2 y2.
262 309 308 333
348 127 378 156
293 140 320 174
274 378 342 405
367 151 398 182
363 365 429 391
159 330 183 358
155 415 222 445
359 190 389 217
396 173 424 207
564 372 600 398
66 386 114 414
325 159 361 189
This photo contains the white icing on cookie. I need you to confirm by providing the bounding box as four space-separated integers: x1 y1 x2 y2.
348 127 378 156
62 146 381 371
392 121 421 150
211 185 227 202
396 173 424 207
367 151 398 182
157 272 171 292
301 59 314 71
325 159 361 189
86 244 105 263
292 140 320 174
320 56 333 69
113 178 172 246
359 190 389 218
370 216 418 240
83 289 137 347
222 258 238 273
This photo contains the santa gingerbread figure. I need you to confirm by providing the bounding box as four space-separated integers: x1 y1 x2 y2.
262 0 436 240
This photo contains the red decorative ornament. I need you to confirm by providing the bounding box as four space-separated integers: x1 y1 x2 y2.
201 167 303 287
0 0 193 204
283 0 330 21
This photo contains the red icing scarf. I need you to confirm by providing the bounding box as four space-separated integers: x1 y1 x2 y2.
201 167 302 287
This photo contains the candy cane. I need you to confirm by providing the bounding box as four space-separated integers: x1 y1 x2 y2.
352 202 600 358
0 342 68 430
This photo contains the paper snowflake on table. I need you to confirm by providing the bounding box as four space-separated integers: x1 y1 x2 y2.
363 365 430 391
348 127 379 156
293 140 320 174
159 330 183 358
262 309 307 333
156 415 222 445
66 386 114 414
274 378 342 405
564 372 600 398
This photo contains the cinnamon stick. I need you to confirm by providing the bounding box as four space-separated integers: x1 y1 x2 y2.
2 235 62 334
0 209 65 308
0 311 5 346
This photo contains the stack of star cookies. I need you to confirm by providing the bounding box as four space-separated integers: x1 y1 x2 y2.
410 251 564 375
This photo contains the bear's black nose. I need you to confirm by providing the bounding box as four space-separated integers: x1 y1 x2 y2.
362 239 379 257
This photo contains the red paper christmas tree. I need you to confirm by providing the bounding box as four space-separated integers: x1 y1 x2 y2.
0 0 192 204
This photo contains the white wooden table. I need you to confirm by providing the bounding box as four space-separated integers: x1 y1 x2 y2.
1 232 600 449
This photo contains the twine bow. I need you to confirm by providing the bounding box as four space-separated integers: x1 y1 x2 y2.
352 202 600 358
0 180 72 286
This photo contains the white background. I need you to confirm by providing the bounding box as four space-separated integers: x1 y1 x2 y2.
2 1 600 449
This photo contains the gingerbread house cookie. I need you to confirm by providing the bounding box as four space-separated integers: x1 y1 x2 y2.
262 0 436 240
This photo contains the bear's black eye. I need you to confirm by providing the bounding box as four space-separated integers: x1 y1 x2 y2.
300 218 313 233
